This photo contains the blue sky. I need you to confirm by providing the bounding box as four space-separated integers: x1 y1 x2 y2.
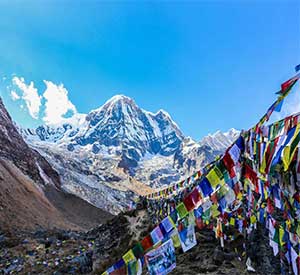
0 0 299 140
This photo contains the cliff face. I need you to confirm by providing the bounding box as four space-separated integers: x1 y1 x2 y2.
0 98 61 189
0 97 112 233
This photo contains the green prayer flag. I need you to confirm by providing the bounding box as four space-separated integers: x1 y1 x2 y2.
176 202 188 219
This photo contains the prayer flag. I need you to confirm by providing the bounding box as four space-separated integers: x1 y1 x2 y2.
176 203 189 219
123 250 136 264
228 144 241 164
282 124 300 171
145 239 176 275
161 216 175 234
178 224 197 252
127 259 142 275
132 243 144 259
151 226 164 245
199 178 213 197
141 235 153 252
206 167 221 188
277 74 299 96
183 188 201 211
169 229 181 248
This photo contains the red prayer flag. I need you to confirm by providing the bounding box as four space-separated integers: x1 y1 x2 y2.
222 152 234 171
280 75 299 93
141 235 153 251
244 164 258 185
111 266 127 275
183 188 201 211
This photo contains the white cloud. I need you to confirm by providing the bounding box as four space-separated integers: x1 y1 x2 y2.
12 76 42 119
10 90 20 101
42 80 77 125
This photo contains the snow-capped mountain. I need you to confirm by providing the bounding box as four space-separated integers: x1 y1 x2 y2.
199 128 240 152
24 95 184 170
21 95 240 214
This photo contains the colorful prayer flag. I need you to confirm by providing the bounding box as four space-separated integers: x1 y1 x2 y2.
145 239 176 275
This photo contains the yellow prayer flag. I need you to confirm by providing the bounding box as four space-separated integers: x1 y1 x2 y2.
229 218 235 226
170 230 181 248
260 148 268 174
206 168 221 188
211 204 220 218
296 224 300 237
282 124 300 171
279 227 285 246
250 215 257 224
237 192 243 200
122 249 136 264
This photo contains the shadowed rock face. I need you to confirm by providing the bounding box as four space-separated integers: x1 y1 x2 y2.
0 98 61 189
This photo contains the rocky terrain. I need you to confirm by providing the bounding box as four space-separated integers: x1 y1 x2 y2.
0 207 280 275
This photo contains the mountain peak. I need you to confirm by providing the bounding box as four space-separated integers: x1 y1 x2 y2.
103 94 135 107
155 109 171 118
199 128 240 152
89 94 137 115
225 128 240 136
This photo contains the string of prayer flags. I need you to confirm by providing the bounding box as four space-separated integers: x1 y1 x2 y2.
106 73 300 275
145 168 204 199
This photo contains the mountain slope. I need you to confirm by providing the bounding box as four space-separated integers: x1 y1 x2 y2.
0 98 112 232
